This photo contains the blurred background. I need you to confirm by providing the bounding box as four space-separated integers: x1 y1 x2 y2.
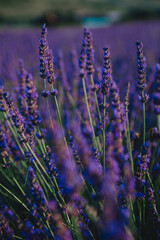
0 0 160 28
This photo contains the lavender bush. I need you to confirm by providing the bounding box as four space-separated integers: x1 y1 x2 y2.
0 22 160 239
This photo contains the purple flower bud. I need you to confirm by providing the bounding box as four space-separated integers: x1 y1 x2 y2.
41 89 49 97
138 93 149 103
50 88 58 96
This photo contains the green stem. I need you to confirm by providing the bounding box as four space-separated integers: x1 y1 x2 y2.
13 235 23 239
43 78 55 133
82 76 95 139
46 98 55 132
128 196 136 231
36 128 45 155
3 107 72 229
13 177 25 196
103 95 106 174
51 84 69 155
142 91 146 144
125 106 134 175
4 113 24 155
66 91 83 121
142 91 146 232
90 74 101 121
25 141 69 210
54 95 68 148
0 183 29 211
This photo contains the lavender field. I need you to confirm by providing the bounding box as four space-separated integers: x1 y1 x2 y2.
0 20 160 240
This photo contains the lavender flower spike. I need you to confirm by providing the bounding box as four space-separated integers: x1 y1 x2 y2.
39 24 49 80
86 30 95 75
136 40 147 91
79 27 88 77
101 47 112 96
47 49 56 84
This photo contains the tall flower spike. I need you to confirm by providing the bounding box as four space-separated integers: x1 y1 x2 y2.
101 47 112 96
79 27 88 76
17 59 28 117
17 59 27 96
110 81 126 132
3 92 28 143
43 145 58 181
0 122 11 169
47 49 56 84
86 30 95 75
0 86 7 112
26 73 41 126
135 143 150 200
136 41 147 91
39 24 49 80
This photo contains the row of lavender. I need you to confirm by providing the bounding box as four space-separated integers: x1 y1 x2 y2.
0 23 160 239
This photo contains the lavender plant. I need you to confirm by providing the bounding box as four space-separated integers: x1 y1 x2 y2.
0 22 160 240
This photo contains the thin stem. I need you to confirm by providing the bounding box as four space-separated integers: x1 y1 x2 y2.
43 78 55 132
81 76 101 152
125 106 134 175
51 84 69 155
157 114 160 134
46 98 55 132
4 113 24 155
82 76 95 139
54 95 68 148
103 95 106 174
13 177 25 196
90 75 101 121
13 235 23 240
35 128 45 155
142 91 146 144
0 183 29 211
141 91 146 232
127 196 136 232
66 91 83 121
